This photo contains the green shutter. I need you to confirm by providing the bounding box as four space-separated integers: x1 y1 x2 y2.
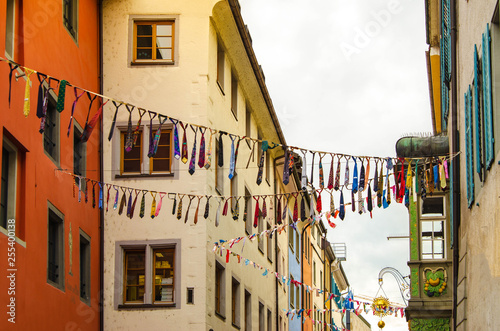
473 45 483 178
441 0 451 131
482 24 495 169
465 87 474 207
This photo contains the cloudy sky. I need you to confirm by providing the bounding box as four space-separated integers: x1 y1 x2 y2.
239 0 432 330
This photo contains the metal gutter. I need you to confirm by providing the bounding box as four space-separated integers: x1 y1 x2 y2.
98 1 104 329
227 0 286 146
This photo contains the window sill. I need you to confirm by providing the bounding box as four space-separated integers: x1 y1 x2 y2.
215 311 226 321
118 303 176 309
115 173 175 179
232 323 241 330
217 81 225 96
131 60 175 66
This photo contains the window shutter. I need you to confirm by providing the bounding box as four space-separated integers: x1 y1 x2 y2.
465 87 474 207
482 24 495 169
473 45 483 178
440 0 452 130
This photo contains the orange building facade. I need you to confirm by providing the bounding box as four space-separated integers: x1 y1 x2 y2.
0 0 101 330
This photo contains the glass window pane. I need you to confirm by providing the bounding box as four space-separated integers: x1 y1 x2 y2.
125 144 141 159
152 159 170 172
137 49 152 59
434 221 443 232
157 24 172 36
137 24 153 35
422 241 432 254
422 253 433 260
125 250 145 302
434 240 444 254
156 37 172 48
154 144 170 159
421 221 433 232
154 249 174 302
156 48 172 60
137 36 152 47
124 159 141 173
421 196 444 216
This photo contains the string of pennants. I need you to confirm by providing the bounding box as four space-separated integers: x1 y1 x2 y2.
212 244 406 317
3 57 455 203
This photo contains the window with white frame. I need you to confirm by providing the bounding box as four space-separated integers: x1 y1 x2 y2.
115 239 180 308
420 196 445 259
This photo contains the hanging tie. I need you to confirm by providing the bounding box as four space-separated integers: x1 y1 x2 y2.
276 196 282 225
228 134 238 179
357 190 364 215
36 72 48 118
204 196 211 219
176 195 184 220
22 68 34 117
8 63 19 107
194 196 202 224
129 189 140 219
253 196 260 228
39 78 56 133
367 184 373 218
215 197 223 227
261 196 268 219
149 114 168 157
184 195 196 223
246 140 257 169
205 129 216 169
256 141 268 185
98 182 104 209
406 160 413 191
351 188 355 213
188 125 198 175
291 193 299 222
169 118 181 159
300 150 308 190
344 156 350 188
329 191 335 217
373 159 379 193
67 87 86 136
218 131 227 167
327 154 334 190
377 160 384 207
283 194 290 221
318 153 325 189
82 99 108 142
56 79 68 113
231 197 241 221
113 186 119 210
222 197 230 216
76 92 98 140
300 192 306 221
126 188 133 217
84 179 90 203
359 159 365 192
242 196 249 225
339 190 345 220
155 192 166 218
180 122 190 163
198 127 207 168
352 157 359 194
108 101 122 141
150 192 157 218
334 155 341 191
364 158 371 191
118 188 127 215
440 157 447 189
316 189 323 213
132 108 146 146
105 184 112 212
139 190 147 218
124 105 135 152
169 194 177 215
309 151 316 187
283 146 290 185
91 181 97 208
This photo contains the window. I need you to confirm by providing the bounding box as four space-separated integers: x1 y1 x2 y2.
245 290 252 330
80 231 90 304
296 224 300 261
258 214 264 253
421 196 445 217
187 287 194 304
119 126 172 176
296 283 300 309
267 222 272 261
5 0 15 59
63 0 78 41
319 271 323 290
216 139 224 194
47 203 64 289
215 261 226 317
232 278 240 327
313 261 316 285
231 73 238 118
115 240 180 308
245 187 252 234
43 91 59 164
217 42 225 91
288 226 294 251
133 21 175 63
74 124 86 187
245 105 252 147
259 301 265 331
289 276 295 307
421 220 445 259
1 138 16 229
267 308 272 331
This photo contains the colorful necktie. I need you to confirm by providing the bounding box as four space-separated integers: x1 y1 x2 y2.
231 197 240 221
82 99 108 142
56 80 67 112
367 184 373 217
316 190 323 213
150 192 157 218
228 134 237 179
253 196 260 228
170 118 181 160
185 196 195 223
329 191 335 216
283 146 290 185
358 190 364 215
139 191 146 218
36 72 47 118
180 122 189 164
149 115 168 157
344 157 350 188
188 126 198 175
339 190 345 220
292 193 298 222
373 160 379 193
256 141 268 185
67 88 86 136
218 131 227 167
113 186 119 210
155 193 166 218
194 196 202 224
327 154 334 190
359 160 365 192
222 198 230 216
205 129 216 169
318 154 325 189
334 156 341 191
283 195 290 221
126 188 133 217
80 92 98 140
351 189 355 213
39 80 55 133
198 128 206 168
124 105 135 152
118 189 127 215
377 160 384 207
352 157 358 194
23 68 34 117
204 196 211 219
129 190 140 219
261 197 267 219
8 63 19 107
309 152 315 187
108 101 122 141
301 150 308 190
98 183 103 209
276 196 282 225
177 195 184 220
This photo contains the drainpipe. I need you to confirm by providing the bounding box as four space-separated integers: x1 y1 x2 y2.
450 0 459 329
301 220 312 326
273 154 284 331
98 1 104 330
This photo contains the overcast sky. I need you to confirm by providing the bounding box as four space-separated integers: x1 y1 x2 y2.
239 0 432 330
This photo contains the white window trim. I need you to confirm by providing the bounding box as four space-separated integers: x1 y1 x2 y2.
114 239 181 309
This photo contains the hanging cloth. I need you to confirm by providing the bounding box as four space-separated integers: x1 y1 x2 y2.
132 108 146 146
243 196 249 225
282 146 291 185
8 62 19 107
149 114 169 157
98 182 104 209
67 87 86 136
56 79 68 113
377 160 384 208
82 99 109 142
283 194 291 221
261 196 267 219
198 127 207 168
22 68 34 117
440 157 447 189
329 190 336 217
205 129 216 169
351 188 356 213
105 184 112 212
357 190 364 215
188 125 198 175
108 101 122 141
124 105 135 152
91 181 97 208
222 197 230 216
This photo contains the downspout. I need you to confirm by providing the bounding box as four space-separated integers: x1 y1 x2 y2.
273 154 284 331
98 1 104 330
450 0 459 329
301 221 312 326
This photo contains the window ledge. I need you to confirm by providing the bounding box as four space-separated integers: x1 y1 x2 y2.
217 81 225 96
115 173 175 179
232 323 241 330
215 311 226 321
131 61 175 66
118 303 176 309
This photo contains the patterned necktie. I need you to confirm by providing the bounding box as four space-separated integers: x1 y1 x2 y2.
108 101 122 141
218 131 227 167
301 150 308 190
204 196 211 219
352 157 358 194
113 187 119 210
150 115 168 157
359 160 365 192
98 183 103 210
23 68 34 117
150 192 157 218
283 146 290 185
309 152 315 187
36 72 47 118
56 79 67 112
276 196 282 225
358 190 364 215
180 122 189 164
339 190 345 220
256 141 268 185
344 157 350 188
300 192 306 221
82 99 109 143
177 196 184 220
292 193 298 222
124 105 135 152
67 88 86 136
373 160 379 193
329 191 335 216
283 195 289 221
126 188 133 217
118 189 127 215
231 197 240 221
364 158 370 190
188 126 198 175
198 128 206 168
205 129 215 169
327 154 334 190
129 190 139 219
243 197 248 225
334 157 341 191
132 108 146 147
170 118 181 160
351 189 355 213
377 161 384 207
316 190 323 213
318 154 325 189
261 197 267 218
367 185 373 217
228 134 237 179
253 197 260 228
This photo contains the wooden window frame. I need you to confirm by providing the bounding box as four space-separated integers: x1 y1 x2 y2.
120 130 143 175
123 249 146 304
79 230 91 305
149 129 172 174
152 248 175 303
47 202 64 290
133 21 175 64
